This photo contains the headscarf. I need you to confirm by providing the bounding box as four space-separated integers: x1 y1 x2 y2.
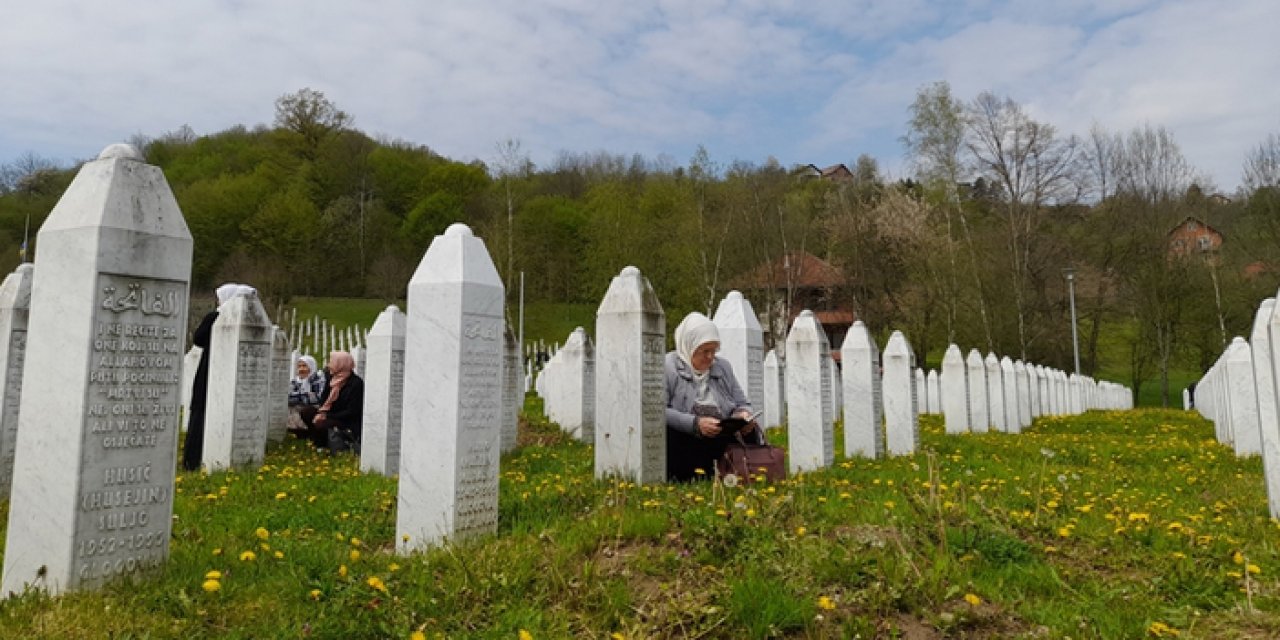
215 283 241 306
296 355 318 384
319 351 355 414
674 312 720 373
236 285 257 298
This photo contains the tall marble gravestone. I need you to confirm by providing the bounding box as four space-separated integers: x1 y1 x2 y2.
266 326 290 444
840 320 882 458
203 291 272 471
1268 296 1280 517
940 344 969 434
501 324 521 453
763 349 784 428
1014 360 1032 429
914 368 928 415
966 349 988 433
0 263 32 499
786 310 833 472
712 290 764 413
558 327 595 443
1226 337 1261 457
2 144 192 596
398 224 505 553
179 346 201 434
985 352 1006 432
361 305 406 476
883 331 919 455
926 370 940 415
594 266 666 483
1000 357 1020 434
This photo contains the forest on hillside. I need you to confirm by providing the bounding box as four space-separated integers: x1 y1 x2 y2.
1 84 1278 404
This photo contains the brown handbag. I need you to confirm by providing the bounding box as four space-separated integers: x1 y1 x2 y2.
717 432 787 483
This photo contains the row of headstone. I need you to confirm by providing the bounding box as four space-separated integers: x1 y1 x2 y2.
1192 294 1280 518
539 327 595 442
938 343 1132 437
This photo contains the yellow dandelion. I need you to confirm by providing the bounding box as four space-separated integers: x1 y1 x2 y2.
212 548 223 556
1248 564 1261 575
519 630 534 640
1128 513 1150 523
410 632 426 640
350 549 361 562
795 526 807 537
350 537 363 547
389 563 401 572
201 579 221 593
366 576 388 593
610 634 626 640
239 551 256 562
1233 551 1244 565
204 570 222 580
1057 527 1071 538
339 564 348 578
255 527 270 540
883 501 896 509
1044 546 1058 553
745 508 756 517
274 551 284 559
816 595 836 610
275 492 287 500
963 593 981 606
309 589 322 600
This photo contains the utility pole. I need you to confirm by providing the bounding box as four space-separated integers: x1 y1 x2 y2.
1064 267 1081 375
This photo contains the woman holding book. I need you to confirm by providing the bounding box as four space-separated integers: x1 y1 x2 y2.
664 312 759 481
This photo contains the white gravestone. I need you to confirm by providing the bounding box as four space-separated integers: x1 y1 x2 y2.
831 358 844 414
593 266 666 483
2 144 192 596
1014 360 1032 429
203 291 272 471
915 368 927 415
966 349 988 433
1268 296 1280 516
1000 357 1019 434
985 352 1005 432
786 310 833 472
266 326 290 444
397 224 505 553
361 305 406 476
926 370 940 415
840 320 882 458
351 345 366 377
940 344 968 434
501 324 520 453
1225 337 1261 457
557 327 595 443
712 291 765 415
179 347 201 434
882 331 919 455
0 263 32 499
763 349 784 429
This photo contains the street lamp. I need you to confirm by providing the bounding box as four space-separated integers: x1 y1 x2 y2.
1063 267 1081 376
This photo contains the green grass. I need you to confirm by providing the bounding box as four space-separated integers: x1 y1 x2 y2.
3 407 1279 638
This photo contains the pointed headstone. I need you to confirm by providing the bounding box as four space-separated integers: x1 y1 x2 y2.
556 327 595 443
0 263 32 499
926 370 940 415
940 344 968 434
763 349 784 429
593 266 665 483
966 349 988 433
786 310 833 472
882 331 919 455
985 353 1005 432
266 326 290 444
203 290 273 471
1226 337 1260 457
3 144 192 596
361 305 406 476
840 321 882 458
1000 357 1019 434
712 290 764 413
397 224 505 553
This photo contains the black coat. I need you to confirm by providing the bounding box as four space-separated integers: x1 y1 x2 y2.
318 374 364 437
182 310 218 471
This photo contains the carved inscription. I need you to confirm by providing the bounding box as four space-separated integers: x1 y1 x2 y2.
77 274 184 586
747 344 764 406
386 348 404 470
454 313 501 537
0 329 25 490
640 330 665 479
231 340 270 465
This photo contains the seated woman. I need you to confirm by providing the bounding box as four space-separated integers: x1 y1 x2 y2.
291 350 366 455
286 355 324 433
665 312 761 481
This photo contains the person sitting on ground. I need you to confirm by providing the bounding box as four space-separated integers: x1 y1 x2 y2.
287 355 324 433
664 312 760 482
312 350 364 454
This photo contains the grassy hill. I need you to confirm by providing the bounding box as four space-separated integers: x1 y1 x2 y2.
1 407 1276 638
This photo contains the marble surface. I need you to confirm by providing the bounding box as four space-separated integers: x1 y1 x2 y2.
501 324 520 454
914 368 927 415
397 224 505 553
555 327 595 442
361 305 405 476
840 320 881 458
927 370 940 415
180 347 201 435
763 349 784 428
593 266 665 483
1014 360 1032 429
1268 298 1280 517
985 353 1005 432
712 290 764 412
1227 337 1261 456
786 310 833 472
0 263 32 499
1000 357 1019 435
3 145 192 596
882 331 918 456
203 292 273 471
966 349 988 433
941 344 969 434
267 326 290 444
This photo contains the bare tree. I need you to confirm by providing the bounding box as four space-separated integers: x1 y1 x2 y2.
1244 132 1280 191
494 138 533 295
274 88 351 157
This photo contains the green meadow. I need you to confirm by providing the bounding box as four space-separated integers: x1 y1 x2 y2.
3 406 1277 638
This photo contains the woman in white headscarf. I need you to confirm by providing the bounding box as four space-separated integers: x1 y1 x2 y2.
181 283 242 471
286 354 324 433
664 312 758 481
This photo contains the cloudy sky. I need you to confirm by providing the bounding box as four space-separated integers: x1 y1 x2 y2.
2 0 1277 191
